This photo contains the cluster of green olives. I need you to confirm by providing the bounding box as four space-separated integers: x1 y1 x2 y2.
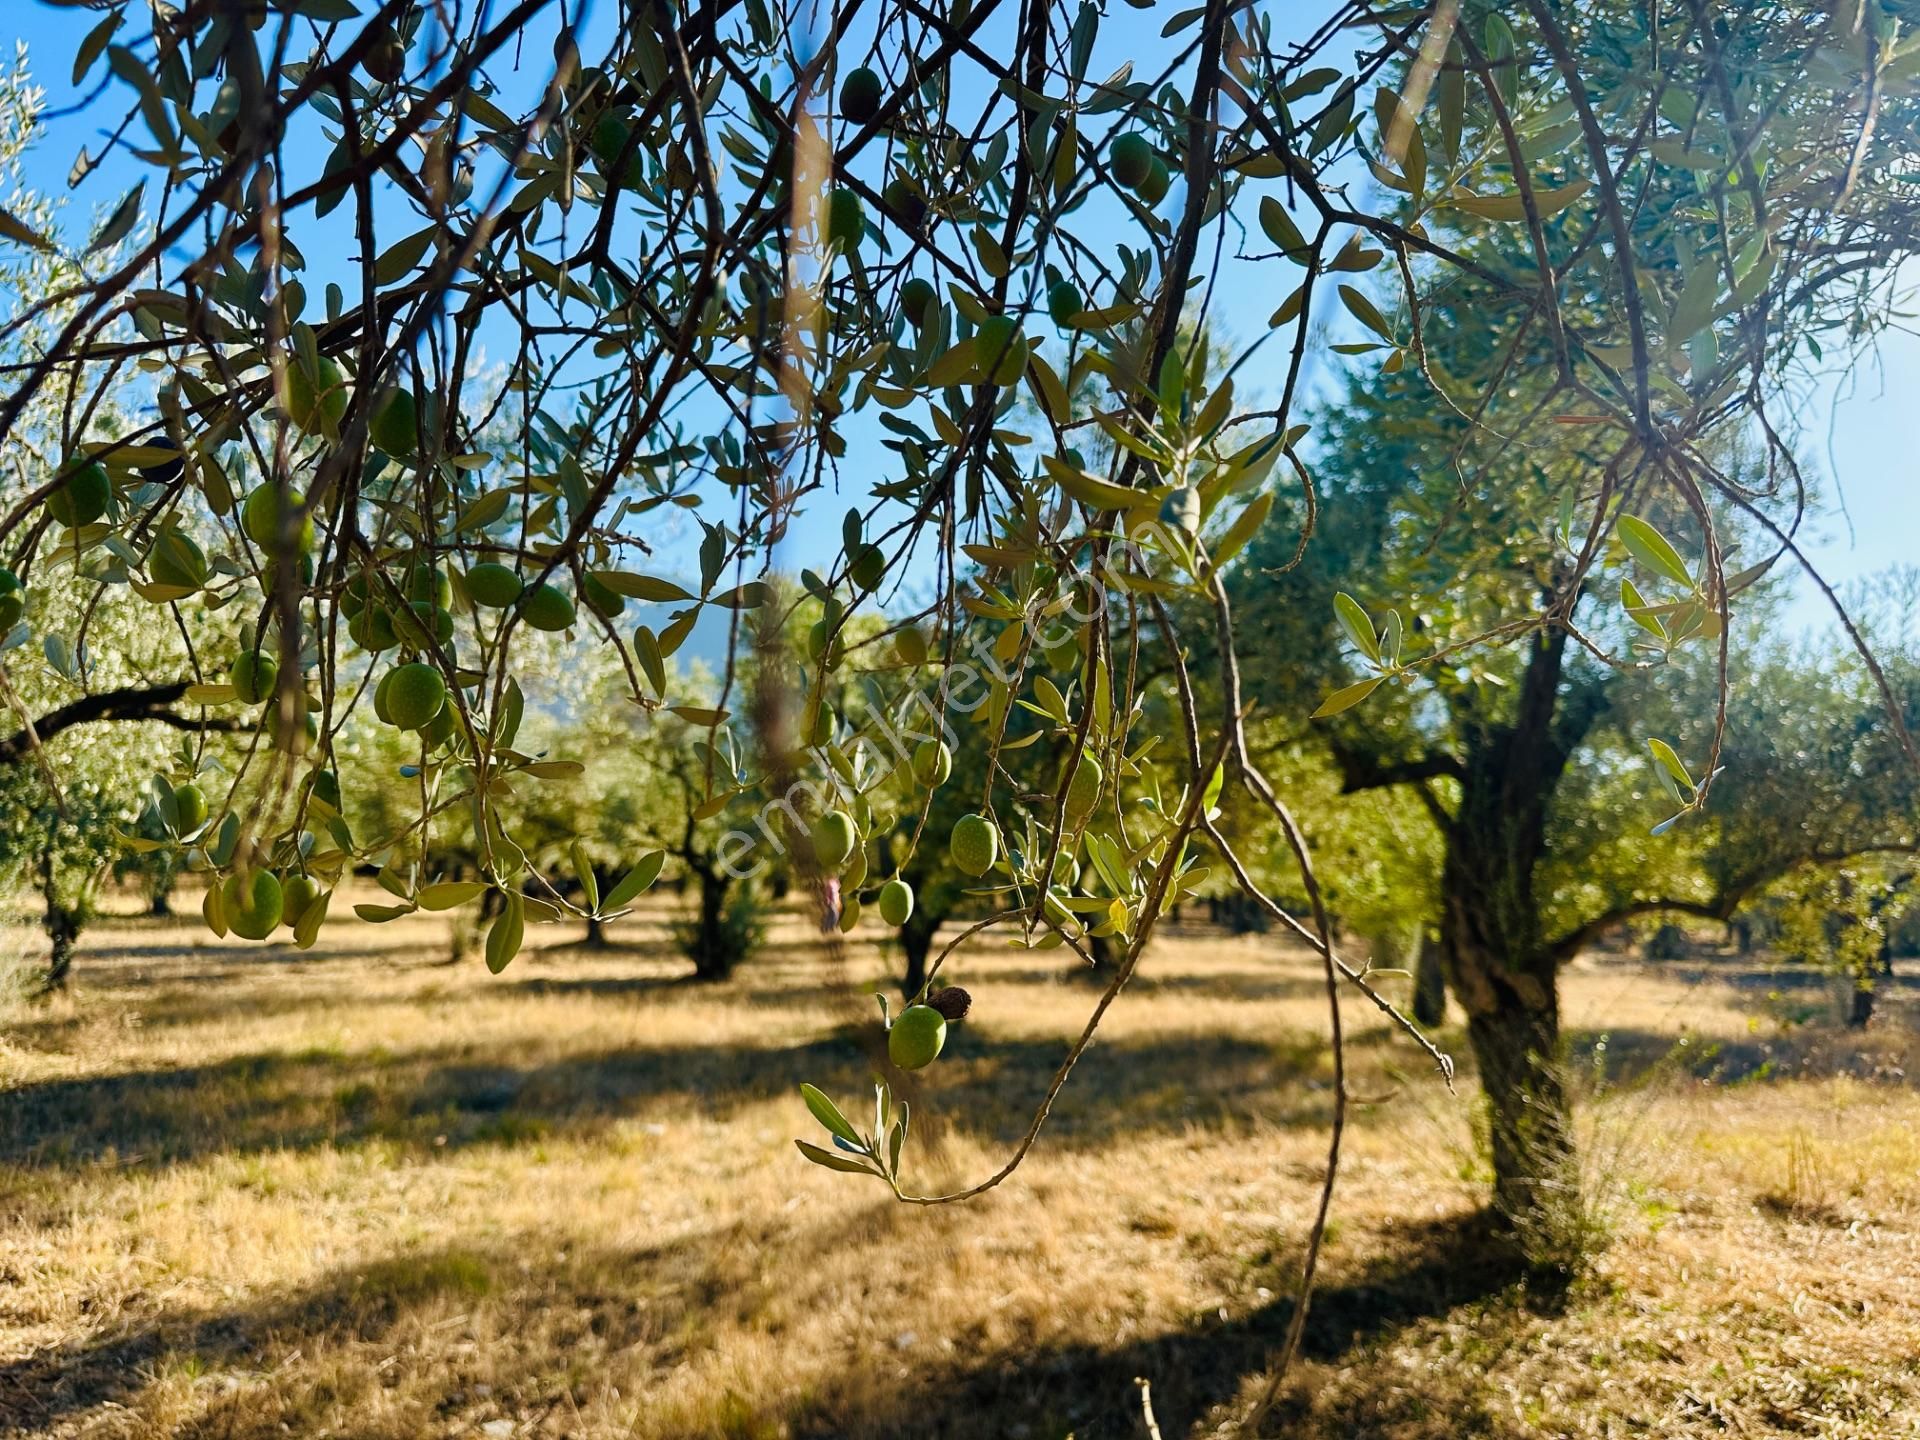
218 868 327 941
1108 132 1173 205
797 732 1008 948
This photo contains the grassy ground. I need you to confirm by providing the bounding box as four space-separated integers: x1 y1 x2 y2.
3 892 1920 1438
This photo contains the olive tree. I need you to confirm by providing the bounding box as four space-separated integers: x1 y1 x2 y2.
7 0 1920 1392
1235 301 1920 1253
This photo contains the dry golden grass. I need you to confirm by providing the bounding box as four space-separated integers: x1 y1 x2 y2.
3 890 1920 1438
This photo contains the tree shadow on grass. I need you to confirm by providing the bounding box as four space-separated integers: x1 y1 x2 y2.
781 1209 1544 1439
1658 962 1920 994
0 1208 1541 1440
1 1198 950 1436
0 1025 1328 1186
0 1228 720 1436
1562 1024 1919 1087
501 970 883 1013
969 965 1333 1003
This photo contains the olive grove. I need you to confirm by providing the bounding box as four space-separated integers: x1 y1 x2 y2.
6 0 1920 1402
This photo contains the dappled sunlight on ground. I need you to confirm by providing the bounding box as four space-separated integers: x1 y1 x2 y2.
3 893 1919 1437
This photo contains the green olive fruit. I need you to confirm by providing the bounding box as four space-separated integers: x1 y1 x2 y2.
583 572 627 620
465 562 523 608
172 782 209 833
882 176 927 229
364 35 407 84
281 873 323 927
827 187 865 250
590 113 631 170
849 544 886 591
0 568 26 631
395 599 455 650
280 355 349 437
148 531 209 590
913 738 953 788
408 563 453 608
949 813 999 878
808 704 834 748
807 618 844 669
362 26 406 83
894 625 928 665
1064 753 1103 823
232 650 278 705
1047 280 1083 326
840 65 883 124
519 583 576 632
420 700 457 747
349 604 398 651
223 870 284 941
48 462 110 527
900 276 937 327
1110 132 1153 189
878 877 915 927
340 571 372 618
811 809 858 872
373 667 398 725
370 388 419 454
241 486 315 553
384 662 447 731
888 1004 947 1069
975 315 1028 386
1138 155 1172 205
588 113 646 186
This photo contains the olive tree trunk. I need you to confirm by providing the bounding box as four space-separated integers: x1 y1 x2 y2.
37 852 82 993
1443 914 1572 1239
1848 939 1894 1029
899 907 940 998
1433 626 1598 1262
686 865 734 981
1410 928 1447 1027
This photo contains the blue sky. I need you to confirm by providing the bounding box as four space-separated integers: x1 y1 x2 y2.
5 0 1913 638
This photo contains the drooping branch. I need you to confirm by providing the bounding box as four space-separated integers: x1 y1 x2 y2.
0 683 236 766
1545 897 1736 964
1331 743 1467 794
1546 841 1920 966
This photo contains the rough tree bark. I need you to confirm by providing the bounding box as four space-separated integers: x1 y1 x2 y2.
685 862 733 980
1848 937 1894 1029
1435 627 1599 1249
1410 929 1447 1027
1334 624 1605 1251
37 851 81 992
899 906 940 998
